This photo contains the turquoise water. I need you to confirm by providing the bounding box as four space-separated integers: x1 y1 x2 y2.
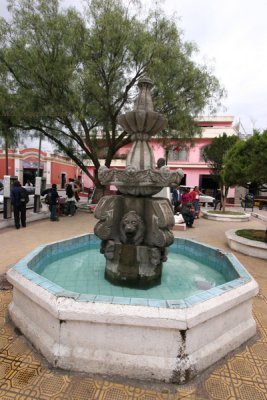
33 245 227 300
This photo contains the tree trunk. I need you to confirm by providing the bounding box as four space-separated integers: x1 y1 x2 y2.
93 187 106 203
165 149 169 165
4 137 8 175
221 185 229 213
92 170 107 203
37 134 42 177
221 184 225 212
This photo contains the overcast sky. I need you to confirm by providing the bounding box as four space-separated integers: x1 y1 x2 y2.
1 0 267 135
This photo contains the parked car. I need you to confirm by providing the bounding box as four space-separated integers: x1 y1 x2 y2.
0 188 4 204
199 192 215 207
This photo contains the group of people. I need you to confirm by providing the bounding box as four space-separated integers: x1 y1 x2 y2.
10 178 82 228
64 179 81 217
42 179 81 222
171 186 200 228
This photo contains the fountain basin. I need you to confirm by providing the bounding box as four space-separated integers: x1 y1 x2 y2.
7 234 258 384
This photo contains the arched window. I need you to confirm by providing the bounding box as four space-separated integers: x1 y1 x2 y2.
168 147 188 161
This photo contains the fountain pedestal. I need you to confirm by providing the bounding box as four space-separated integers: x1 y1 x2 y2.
95 194 174 288
104 243 163 288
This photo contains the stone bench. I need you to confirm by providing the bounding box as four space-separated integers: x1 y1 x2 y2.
173 223 186 231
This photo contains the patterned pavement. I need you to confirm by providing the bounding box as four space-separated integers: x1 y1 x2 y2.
0 210 267 399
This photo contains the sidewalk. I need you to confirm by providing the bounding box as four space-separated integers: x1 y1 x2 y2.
0 208 50 230
0 207 267 399
0 196 91 230
0 205 95 274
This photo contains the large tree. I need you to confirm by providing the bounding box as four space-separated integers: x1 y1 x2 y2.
202 132 240 210
224 130 267 193
0 61 22 175
0 0 225 191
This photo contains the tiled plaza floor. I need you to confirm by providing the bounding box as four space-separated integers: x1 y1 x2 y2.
0 209 267 399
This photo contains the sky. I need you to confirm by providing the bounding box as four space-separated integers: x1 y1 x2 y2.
1 0 267 135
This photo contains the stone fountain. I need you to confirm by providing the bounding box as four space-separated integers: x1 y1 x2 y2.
6 77 258 384
94 76 184 288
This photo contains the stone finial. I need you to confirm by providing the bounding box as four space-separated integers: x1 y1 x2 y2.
117 76 167 136
134 76 154 112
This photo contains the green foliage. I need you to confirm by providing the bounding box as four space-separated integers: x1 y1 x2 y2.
202 132 240 183
224 130 267 191
207 210 244 215
236 229 267 243
0 0 225 187
202 132 240 211
148 15 224 140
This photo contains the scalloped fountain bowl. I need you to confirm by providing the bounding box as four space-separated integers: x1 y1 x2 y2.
117 110 167 135
7 234 258 384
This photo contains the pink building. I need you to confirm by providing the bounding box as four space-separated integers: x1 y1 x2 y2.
0 116 237 199
83 116 238 198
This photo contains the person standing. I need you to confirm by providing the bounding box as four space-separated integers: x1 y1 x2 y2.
25 180 33 187
65 183 76 216
11 180 29 229
191 186 200 218
42 184 59 221
74 179 81 202
181 187 192 205
171 185 181 214
50 184 59 221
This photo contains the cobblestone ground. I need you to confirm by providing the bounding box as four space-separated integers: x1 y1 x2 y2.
0 208 266 399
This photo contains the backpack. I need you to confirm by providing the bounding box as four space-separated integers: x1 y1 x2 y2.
45 192 52 205
20 188 29 204
66 184 74 198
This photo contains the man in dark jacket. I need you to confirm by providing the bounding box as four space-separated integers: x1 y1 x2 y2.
171 185 181 214
181 202 195 228
11 180 28 229
42 184 59 221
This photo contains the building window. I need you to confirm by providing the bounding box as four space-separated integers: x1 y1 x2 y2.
168 147 188 161
199 146 208 162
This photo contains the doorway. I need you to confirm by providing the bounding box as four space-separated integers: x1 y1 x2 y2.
23 168 43 186
61 173 66 189
199 175 218 196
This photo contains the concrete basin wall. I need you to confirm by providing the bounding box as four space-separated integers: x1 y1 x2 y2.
7 235 259 384
226 229 267 260
202 210 251 222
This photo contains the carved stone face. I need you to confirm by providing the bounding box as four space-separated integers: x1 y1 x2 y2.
125 165 137 174
120 211 145 245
